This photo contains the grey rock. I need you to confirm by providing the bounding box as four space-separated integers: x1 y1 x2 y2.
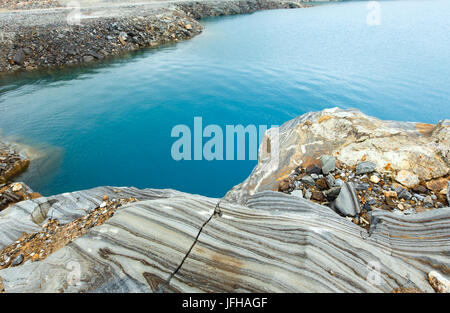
13 49 25 65
310 173 318 180
334 179 345 187
301 176 315 186
424 196 433 207
334 182 361 216
23 47 32 55
88 51 100 59
83 55 94 62
356 161 376 175
447 181 450 205
11 254 24 267
395 186 404 194
398 188 412 200
320 155 336 174
306 165 321 175
356 183 370 191
325 174 335 188
324 186 341 199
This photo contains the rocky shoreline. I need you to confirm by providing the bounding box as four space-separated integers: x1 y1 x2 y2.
0 108 449 293
0 0 312 74
0 140 30 185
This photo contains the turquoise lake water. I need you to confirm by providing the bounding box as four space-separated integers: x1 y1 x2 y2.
0 0 449 197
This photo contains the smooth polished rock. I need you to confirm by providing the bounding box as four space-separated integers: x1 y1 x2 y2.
1 191 448 292
334 182 361 216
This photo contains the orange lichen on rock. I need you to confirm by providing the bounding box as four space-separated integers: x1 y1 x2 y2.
415 123 435 136
317 115 333 124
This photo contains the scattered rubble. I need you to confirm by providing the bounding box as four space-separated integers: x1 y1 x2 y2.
279 155 449 229
0 182 42 211
0 9 202 73
0 196 137 271
0 146 29 184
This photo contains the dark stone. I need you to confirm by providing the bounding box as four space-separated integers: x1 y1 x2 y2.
311 191 326 202
278 180 291 192
356 183 370 191
11 254 24 267
306 165 322 175
398 188 412 200
13 49 25 65
315 178 328 190
412 185 427 194
325 174 335 188
88 51 100 59
301 176 315 186
447 181 450 205
23 47 32 55
83 55 95 62
324 186 341 200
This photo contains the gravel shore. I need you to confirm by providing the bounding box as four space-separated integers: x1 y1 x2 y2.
0 0 311 74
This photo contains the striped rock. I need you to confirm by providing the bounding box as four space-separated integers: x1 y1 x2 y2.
0 186 184 249
0 190 448 293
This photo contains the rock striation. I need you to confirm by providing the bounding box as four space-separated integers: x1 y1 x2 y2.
0 189 448 292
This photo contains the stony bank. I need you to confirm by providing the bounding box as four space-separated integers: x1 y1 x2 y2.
0 0 312 74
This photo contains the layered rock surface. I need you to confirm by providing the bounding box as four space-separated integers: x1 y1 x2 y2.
0 188 448 292
0 108 449 292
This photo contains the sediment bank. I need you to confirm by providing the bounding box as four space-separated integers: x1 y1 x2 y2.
0 0 312 74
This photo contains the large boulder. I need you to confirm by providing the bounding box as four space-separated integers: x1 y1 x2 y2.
225 108 450 204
